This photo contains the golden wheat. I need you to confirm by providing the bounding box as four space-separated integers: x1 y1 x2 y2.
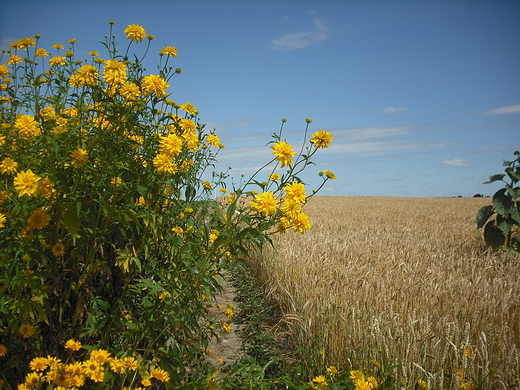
250 196 520 389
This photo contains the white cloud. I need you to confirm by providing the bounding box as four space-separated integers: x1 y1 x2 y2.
381 107 407 114
272 18 328 51
440 159 470 168
480 104 520 115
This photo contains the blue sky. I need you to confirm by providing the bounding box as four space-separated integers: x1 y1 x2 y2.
1 0 519 197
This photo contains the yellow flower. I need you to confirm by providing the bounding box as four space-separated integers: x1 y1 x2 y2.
327 366 339 376
182 130 200 151
52 43 64 50
25 372 41 387
305 118 313 123
0 344 7 356
284 181 306 204
103 59 127 86
35 48 49 58
135 196 147 206
249 191 278 216
268 173 280 181
110 177 122 186
0 157 18 174
153 153 178 174
141 378 152 387
224 306 234 319
367 376 379 389
223 323 232 332
7 55 22 65
310 129 333 148
159 133 183 157
37 177 56 200
109 357 126 374
291 212 312 233
90 349 111 364
202 180 212 190
323 169 336 180
123 356 138 370
142 74 169 97
160 46 178 57
0 213 5 228
29 357 49 371
14 169 41 197
0 64 8 78
119 81 140 100
124 24 146 42
28 207 50 229
350 370 365 384
309 375 328 390
171 226 183 236
69 64 98 87
150 368 170 382
179 102 196 115
19 323 36 338
68 38 77 44
89 51 99 56
158 291 169 302
49 56 66 66
206 134 221 147
271 141 295 167
15 114 42 139
417 379 429 390
70 148 89 167
0 190 10 204
64 339 81 351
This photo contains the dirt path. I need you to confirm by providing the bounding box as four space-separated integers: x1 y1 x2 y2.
206 277 242 367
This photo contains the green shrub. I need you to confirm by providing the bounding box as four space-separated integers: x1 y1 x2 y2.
0 22 335 387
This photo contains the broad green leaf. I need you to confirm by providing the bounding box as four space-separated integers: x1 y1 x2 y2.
493 192 514 217
484 174 505 184
476 205 494 229
496 214 513 233
484 221 505 249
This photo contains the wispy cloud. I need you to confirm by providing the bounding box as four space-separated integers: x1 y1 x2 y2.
440 159 470 168
272 18 328 51
480 104 520 115
332 126 414 141
381 107 407 114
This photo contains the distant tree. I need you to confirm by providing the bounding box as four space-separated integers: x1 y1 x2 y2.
473 194 484 197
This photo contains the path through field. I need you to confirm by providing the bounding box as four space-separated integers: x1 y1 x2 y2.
206 277 242 367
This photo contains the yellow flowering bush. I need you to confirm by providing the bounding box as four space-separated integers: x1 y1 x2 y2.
0 22 334 386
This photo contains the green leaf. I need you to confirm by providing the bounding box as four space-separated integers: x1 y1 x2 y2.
63 204 81 243
505 184 520 201
493 191 514 217
476 205 494 229
484 221 505 249
496 214 513 233
484 174 505 184
33 301 50 325
185 185 196 202
226 202 237 222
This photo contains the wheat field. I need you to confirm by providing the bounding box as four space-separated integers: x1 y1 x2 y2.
249 196 520 389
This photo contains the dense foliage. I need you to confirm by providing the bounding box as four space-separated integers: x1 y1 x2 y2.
0 22 335 388
477 150 520 252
